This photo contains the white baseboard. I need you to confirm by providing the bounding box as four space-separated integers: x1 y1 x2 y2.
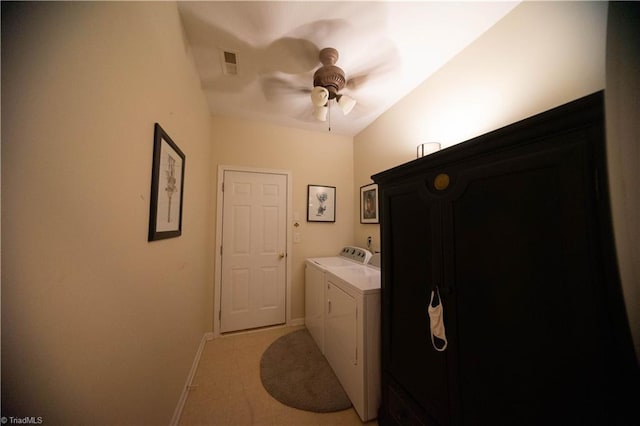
289 317 305 327
170 332 212 426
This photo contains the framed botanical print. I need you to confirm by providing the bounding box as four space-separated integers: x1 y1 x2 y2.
360 183 379 224
148 123 185 241
307 184 336 222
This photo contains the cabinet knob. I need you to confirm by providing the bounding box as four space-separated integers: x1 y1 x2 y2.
434 173 450 190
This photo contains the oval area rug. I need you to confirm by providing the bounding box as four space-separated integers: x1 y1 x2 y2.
260 328 352 412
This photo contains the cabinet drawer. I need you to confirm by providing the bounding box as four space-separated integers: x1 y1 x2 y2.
386 385 430 426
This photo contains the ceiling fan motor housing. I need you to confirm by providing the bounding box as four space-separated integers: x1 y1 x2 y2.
313 48 346 99
313 66 346 98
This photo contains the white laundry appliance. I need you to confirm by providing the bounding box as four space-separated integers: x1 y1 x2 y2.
305 246 372 352
304 247 381 422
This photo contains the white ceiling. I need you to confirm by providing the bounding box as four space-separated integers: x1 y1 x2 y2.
178 1 520 136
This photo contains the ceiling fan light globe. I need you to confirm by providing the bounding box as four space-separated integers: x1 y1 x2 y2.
338 95 356 115
310 86 329 107
312 105 328 121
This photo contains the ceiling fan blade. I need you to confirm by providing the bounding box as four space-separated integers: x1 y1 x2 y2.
346 62 397 90
288 19 352 48
345 41 400 90
260 75 311 102
345 73 371 91
263 37 319 74
260 18 354 76
296 104 318 123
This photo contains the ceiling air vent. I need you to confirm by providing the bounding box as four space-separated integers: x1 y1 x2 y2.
220 49 239 75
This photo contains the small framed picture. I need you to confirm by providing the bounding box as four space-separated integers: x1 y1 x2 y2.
148 123 185 241
360 183 379 224
307 184 336 222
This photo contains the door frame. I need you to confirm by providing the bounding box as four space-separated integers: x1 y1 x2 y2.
213 165 293 337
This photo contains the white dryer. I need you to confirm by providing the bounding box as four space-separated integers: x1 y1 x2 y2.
305 248 381 422
324 258 380 422
305 246 372 353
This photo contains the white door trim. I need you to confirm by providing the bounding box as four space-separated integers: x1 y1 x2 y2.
213 165 293 337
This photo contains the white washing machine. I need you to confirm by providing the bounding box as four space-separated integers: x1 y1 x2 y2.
305 248 381 422
304 246 372 353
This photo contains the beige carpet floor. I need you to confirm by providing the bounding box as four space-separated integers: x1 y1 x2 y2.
178 325 377 425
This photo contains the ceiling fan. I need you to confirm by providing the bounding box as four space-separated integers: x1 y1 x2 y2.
309 47 357 122
259 40 398 127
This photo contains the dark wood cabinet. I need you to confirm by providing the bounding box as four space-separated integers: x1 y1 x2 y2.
373 92 638 426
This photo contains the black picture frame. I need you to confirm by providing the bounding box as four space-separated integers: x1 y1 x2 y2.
307 184 336 222
148 123 185 241
360 183 379 224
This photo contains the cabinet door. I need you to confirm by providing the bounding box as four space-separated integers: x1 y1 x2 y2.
381 181 451 425
440 129 618 424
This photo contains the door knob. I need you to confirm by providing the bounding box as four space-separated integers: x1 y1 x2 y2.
279 252 286 259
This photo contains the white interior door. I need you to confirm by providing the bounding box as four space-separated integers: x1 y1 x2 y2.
220 170 288 333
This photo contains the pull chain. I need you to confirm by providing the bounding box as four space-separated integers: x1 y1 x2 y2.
328 99 332 132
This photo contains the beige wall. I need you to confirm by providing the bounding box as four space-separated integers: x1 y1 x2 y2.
1 2 213 424
354 0 608 252
210 116 354 322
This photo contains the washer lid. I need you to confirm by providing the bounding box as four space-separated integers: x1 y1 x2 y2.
309 257 358 268
327 266 381 294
